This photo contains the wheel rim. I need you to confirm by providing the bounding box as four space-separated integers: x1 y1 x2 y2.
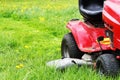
63 45 70 58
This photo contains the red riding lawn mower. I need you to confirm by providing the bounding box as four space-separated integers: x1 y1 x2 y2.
47 0 120 76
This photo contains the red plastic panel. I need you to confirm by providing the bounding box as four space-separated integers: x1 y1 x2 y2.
67 21 111 53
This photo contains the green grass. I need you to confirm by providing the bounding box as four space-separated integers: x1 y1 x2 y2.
0 0 119 80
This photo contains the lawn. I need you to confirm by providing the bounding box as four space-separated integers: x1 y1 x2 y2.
0 0 119 80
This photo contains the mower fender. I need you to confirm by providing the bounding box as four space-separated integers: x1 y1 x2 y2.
66 21 94 52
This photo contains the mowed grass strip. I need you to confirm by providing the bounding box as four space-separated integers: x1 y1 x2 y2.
0 0 119 80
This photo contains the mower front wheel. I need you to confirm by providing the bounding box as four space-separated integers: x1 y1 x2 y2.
61 33 83 59
96 54 120 76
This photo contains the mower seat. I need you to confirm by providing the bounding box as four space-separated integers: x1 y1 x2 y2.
79 0 105 25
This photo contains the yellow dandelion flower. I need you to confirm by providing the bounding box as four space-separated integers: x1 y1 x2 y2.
19 64 24 67
16 64 24 69
39 17 45 22
21 9 24 13
16 65 21 69
24 45 29 49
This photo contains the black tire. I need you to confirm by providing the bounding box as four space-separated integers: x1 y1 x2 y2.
96 54 120 76
61 33 84 59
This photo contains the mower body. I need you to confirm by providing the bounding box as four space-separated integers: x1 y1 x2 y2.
60 0 120 76
67 0 120 53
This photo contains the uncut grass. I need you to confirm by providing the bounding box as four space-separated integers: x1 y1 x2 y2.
0 0 119 80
